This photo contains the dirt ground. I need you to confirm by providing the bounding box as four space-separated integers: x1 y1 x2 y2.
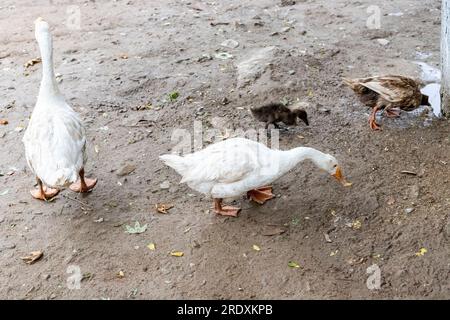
0 0 449 299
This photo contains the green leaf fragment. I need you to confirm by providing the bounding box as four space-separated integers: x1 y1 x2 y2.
125 221 148 234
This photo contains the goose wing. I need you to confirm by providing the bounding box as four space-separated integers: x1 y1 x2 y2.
23 107 86 186
180 138 263 185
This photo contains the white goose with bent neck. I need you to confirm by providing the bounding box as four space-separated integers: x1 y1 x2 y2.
160 137 350 217
23 18 97 201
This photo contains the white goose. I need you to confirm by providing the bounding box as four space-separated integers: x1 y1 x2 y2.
23 18 97 201
160 137 351 217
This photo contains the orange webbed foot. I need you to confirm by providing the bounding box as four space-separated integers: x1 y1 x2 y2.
385 108 401 118
247 186 275 204
69 177 98 193
215 206 241 217
213 199 241 217
30 186 60 201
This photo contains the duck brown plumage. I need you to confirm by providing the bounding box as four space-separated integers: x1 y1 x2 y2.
343 75 430 130
250 102 309 129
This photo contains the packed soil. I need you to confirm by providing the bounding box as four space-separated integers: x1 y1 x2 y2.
0 0 449 299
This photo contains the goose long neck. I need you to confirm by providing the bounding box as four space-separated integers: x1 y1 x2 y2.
280 147 326 172
37 31 59 99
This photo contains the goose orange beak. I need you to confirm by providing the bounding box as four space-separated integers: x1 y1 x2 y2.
332 166 352 187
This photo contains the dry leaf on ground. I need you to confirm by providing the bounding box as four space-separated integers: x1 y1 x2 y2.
415 248 427 257
155 203 174 214
21 251 43 265
24 58 41 68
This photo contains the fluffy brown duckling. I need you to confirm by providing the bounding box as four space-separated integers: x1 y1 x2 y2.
343 75 430 130
250 102 309 129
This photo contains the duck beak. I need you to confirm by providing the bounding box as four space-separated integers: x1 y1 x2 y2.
332 166 352 187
